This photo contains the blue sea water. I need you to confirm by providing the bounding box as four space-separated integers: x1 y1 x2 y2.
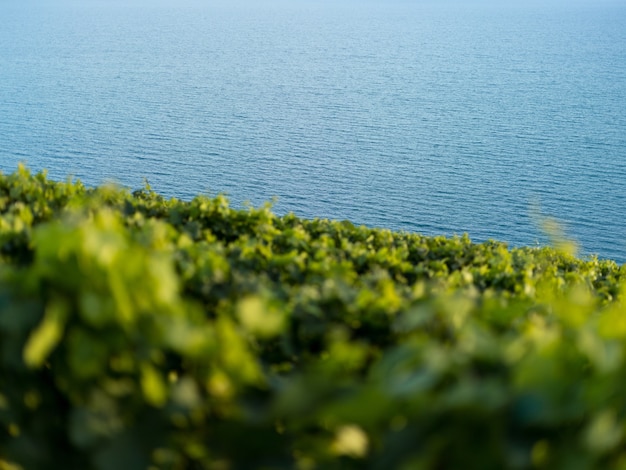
1 0 626 262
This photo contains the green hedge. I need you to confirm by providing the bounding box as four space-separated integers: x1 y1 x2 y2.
1 165 626 469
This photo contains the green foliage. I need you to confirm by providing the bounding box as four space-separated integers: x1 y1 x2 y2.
1 166 626 469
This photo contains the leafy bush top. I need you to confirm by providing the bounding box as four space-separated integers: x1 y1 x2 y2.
1 165 626 470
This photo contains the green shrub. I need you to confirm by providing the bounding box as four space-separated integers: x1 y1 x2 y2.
1 165 626 469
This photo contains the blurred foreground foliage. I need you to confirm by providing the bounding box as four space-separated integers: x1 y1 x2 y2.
1 165 626 469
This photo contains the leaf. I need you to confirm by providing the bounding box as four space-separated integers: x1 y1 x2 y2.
584 409 623 453
237 295 285 338
140 363 168 408
331 425 369 458
23 299 68 367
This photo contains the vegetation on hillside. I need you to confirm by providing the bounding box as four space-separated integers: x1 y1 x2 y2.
1 165 626 469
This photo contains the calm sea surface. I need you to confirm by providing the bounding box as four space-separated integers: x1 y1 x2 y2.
1 0 626 262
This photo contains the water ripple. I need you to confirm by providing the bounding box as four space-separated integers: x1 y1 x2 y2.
1 1 626 262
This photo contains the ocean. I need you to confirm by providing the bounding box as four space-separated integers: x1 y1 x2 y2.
1 0 625 262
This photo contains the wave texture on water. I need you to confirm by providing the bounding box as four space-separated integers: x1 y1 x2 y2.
1 0 626 262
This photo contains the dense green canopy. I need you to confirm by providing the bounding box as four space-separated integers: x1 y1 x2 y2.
1 165 625 469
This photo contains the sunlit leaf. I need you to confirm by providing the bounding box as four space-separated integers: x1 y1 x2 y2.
23 299 67 367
